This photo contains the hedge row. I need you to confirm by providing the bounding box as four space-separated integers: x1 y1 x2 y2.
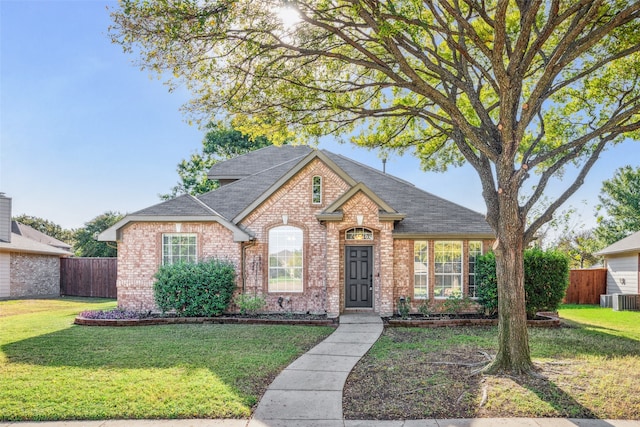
476 248 569 318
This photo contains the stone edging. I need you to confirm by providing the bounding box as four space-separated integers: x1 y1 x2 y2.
386 313 561 328
74 316 339 327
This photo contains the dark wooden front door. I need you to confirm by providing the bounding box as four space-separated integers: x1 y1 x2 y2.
345 246 373 308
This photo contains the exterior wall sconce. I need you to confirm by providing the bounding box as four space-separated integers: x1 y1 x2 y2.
356 215 364 226
282 214 288 225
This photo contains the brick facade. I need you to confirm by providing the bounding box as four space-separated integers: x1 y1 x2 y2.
116 222 240 310
116 158 493 316
9 253 60 297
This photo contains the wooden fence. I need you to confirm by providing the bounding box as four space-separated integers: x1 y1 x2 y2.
60 258 117 298
564 268 607 305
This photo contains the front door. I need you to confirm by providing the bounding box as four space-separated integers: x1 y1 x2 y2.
345 246 373 308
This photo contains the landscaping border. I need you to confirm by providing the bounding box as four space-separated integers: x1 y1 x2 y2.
74 315 339 327
386 312 560 328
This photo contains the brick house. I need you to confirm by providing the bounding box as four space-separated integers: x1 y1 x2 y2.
99 146 494 317
0 194 73 298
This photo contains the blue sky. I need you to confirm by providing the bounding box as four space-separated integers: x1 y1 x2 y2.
1 1 637 233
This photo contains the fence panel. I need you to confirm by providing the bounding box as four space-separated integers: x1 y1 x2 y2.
60 258 117 298
565 268 607 305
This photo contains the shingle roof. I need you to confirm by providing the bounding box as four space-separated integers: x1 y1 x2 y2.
133 194 218 217
11 221 72 250
123 145 493 237
595 230 640 256
207 145 312 180
0 232 72 256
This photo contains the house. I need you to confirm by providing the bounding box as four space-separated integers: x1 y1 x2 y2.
0 194 73 298
595 231 640 295
99 146 494 317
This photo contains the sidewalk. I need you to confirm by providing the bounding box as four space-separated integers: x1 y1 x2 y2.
4 313 639 427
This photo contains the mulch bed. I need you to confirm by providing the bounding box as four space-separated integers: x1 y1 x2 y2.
385 312 560 328
75 313 338 327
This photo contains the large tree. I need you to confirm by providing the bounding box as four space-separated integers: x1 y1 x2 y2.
111 0 640 374
73 212 124 257
161 121 276 200
595 165 640 245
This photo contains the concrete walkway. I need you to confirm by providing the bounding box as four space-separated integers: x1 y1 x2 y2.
4 313 639 426
248 312 384 427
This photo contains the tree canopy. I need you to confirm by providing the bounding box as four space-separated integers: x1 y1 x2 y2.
73 212 124 257
161 122 276 200
595 165 640 245
111 0 640 375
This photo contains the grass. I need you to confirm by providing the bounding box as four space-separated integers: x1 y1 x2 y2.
0 297 334 421
344 305 640 420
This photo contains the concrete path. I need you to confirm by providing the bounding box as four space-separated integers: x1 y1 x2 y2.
248 312 384 427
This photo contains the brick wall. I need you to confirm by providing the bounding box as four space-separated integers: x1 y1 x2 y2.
116 222 240 311
241 159 351 315
9 253 60 297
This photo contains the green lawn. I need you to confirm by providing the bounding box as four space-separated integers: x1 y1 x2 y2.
0 298 333 421
344 305 640 420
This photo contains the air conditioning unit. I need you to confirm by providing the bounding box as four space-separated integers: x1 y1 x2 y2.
600 294 613 308
612 294 640 311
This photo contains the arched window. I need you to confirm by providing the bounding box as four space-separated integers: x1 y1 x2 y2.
345 227 373 241
268 226 303 292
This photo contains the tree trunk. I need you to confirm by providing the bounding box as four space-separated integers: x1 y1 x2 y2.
484 192 534 375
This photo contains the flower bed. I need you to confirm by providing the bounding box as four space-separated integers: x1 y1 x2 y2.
75 309 338 327
385 312 560 328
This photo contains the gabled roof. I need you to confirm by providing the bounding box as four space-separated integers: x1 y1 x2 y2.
102 145 493 240
11 221 72 251
207 145 313 181
595 230 640 256
0 232 72 256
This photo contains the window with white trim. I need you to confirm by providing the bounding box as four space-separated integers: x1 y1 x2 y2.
468 241 483 298
312 175 322 204
434 241 463 298
162 234 197 265
345 227 373 240
414 241 428 299
268 226 303 292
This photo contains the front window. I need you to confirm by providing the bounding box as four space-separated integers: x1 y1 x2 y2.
468 241 483 298
414 241 428 299
312 175 322 204
345 227 373 240
434 241 462 298
268 226 303 292
162 234 197 265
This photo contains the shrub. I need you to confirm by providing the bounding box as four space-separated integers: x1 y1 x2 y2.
476 252 498 316
80 308 151 320
397 296 411 319
476 248 569 318
417 299 434 317
153 259 236 317
234 293 267 315
442 294 474 315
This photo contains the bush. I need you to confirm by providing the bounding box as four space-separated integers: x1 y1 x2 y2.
153 259 237 317
234 293 267 315
476 252 498 316
476 248 569 318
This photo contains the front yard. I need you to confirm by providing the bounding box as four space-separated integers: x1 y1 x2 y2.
343 304 640 420
0 298 333 421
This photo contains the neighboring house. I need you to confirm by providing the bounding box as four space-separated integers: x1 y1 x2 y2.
0 194 73 298
595 231 640 295
99 146 494 317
